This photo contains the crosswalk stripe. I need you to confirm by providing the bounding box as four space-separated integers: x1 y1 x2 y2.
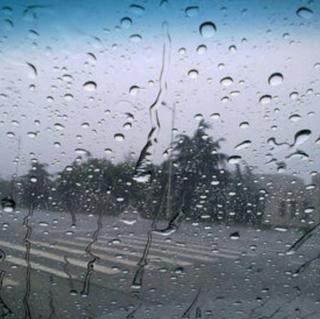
5 255 73 279
55 239 192 266
76 237 233 261
0 240 118 275
117 234 253 256
32 240 149 267
97 235 241 260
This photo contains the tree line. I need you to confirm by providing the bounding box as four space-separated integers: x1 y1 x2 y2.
0 120 265 225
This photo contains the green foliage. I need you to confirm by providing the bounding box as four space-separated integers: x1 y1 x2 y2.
1 120 265 226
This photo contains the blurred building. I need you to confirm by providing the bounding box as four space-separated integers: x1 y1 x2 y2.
257 174 314 228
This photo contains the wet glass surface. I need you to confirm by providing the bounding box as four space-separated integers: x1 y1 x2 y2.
0 1 320 318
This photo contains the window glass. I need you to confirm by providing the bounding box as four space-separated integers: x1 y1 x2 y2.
0 1 320 318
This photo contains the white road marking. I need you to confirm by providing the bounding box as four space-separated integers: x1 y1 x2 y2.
76 237 232 262
0 240 118 275
5 255 72 279
55 239 192 266
117 234 254 256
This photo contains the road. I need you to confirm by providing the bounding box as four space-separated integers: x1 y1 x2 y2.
0 209 319 318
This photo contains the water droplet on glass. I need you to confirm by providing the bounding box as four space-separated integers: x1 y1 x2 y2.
296 7 313 19
199 22 216 38
54 123 65 131
229 45 237 53
220 76 233 87
210 113 220 120
83 81 97 92
30 177 37 183
229 232 240 240
1 196 15 213
240 121 249 128
185 6 199 17
129 34 142 43
129 85 140 96
228 155 242 164
64 93 73 101
129 4 145 16
289 114 301 122
196 44 207 55
6 132 15 138
188 69 199 79
292 129 311 146
75 148 89 155
268 73 283 86
123 122 132 130
234 140 251 150
114 133 125 142
259 95 272 105
26 62 37 79
289 91 299 100
27 131 37 138
121 17 132 28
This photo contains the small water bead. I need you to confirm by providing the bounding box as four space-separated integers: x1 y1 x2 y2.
185 6 199 17
228 155 242 164
239 121 249 129
114 133 125 142
129 34 142 43
54 123 65 131
129 4 145 16
121 17 132 28
123 122 132 130
228 45 237 53
259 95 272 105
64 93 73 101
289 91 299 100
234 140 251 151
83 81 97 92
210 113 220 120
199 21 216 38
268 73 283 86
289 114 301 122
296 7 313 19
129 85 140 96
196 44 207 55
220 76 233 87
229 232 240 240
188 69 199 79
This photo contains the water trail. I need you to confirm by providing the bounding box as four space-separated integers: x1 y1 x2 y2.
286 221 320 255
133 21 171 182
294 253 320 275
153 209 185 236
131 231 152 289
48 275 56 319
126 302 142 319
181 288 201 318
81 205 103 296
23 203 34 319
0 270 12 317
63 256 76 294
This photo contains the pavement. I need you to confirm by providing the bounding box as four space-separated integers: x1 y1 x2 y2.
0 209 319 318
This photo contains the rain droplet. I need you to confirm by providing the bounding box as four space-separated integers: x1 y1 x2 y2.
26 62 37 79
1 196 15 213
268 73 283 86
196 44 207 55
210 113 220 120
234 140 251 150
121 17 132 28
114 133 125 142
220 76 233 87
54 123 65 131
185 6 199 17
296 7 313 19
83 81 97 92
27 131 37 138
289 114 301 122
259 95 272 105
240 121 249 128
129 34 142 43
292 129 311 146
228 45 237 53
199 22 216 38
123 122 132 130
129 4 145 16
64 93 73 101
188 69 199 79
75 148 89 155
289 91 299 100
228 155 242 164
229 232 240 240
129 85 140 96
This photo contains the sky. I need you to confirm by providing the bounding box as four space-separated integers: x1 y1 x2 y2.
0 0 320 181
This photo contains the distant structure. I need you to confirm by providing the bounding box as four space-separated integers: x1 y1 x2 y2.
257 174 315 228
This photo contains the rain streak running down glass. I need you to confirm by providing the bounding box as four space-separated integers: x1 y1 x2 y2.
0 1 320 318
